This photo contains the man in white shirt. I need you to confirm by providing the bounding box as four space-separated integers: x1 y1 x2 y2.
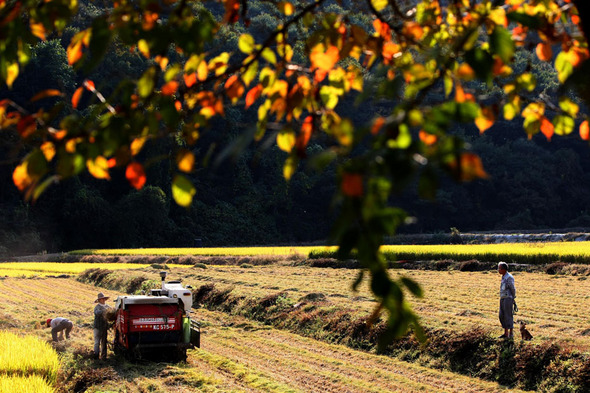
46 317 74 342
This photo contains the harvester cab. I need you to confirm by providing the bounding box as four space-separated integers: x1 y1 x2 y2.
113 271 200 361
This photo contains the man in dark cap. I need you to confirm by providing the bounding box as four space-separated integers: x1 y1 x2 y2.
93 292 111 360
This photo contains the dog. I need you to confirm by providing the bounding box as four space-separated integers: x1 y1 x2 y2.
520 321 533 340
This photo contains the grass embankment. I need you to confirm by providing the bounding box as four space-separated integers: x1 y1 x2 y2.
0 332 59 393
78 266 590 392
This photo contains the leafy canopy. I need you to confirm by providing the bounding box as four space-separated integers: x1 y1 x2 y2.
1 0 589 341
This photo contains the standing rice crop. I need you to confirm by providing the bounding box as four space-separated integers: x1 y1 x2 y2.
0 332 59 385
0 375 55 393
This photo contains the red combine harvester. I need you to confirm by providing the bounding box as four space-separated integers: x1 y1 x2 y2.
113 271 200 361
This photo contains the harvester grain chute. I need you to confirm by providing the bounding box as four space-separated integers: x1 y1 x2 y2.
113 271 200 361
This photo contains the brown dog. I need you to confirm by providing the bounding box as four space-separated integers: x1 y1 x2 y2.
520 322 533 340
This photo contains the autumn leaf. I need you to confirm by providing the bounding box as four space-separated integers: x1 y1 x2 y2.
277 128 296 153
161 81 179 96
12 162 32 191
296 116 313 153
86 156 111 180
31 89 62 102
540 116 554 140
580 120 590 140
176 149 195 173
125 162 146 190
371 0 388 12
130 137 147 156
245 85 262 109
371 117 385 135
225 75 245 104
238 34 255 54
83 80 96 91
475 107 495 133
535 42 552 61
419 130 437 145
40 142 56 162
30 22 46 40
6 62 19 88
184 73 197 88
137 39 150 58
449 153 488 182
341 173 363 197
172 174 196 207
72 87 84 108
310 44 340 72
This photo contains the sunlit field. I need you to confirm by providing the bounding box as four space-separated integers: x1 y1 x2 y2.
0 262 153 277
70 246 336 257
70 241 590 264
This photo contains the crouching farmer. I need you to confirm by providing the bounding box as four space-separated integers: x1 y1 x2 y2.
93 292 111 360
46 317 73 342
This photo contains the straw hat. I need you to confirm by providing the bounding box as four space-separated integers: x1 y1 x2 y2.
94 292 110 303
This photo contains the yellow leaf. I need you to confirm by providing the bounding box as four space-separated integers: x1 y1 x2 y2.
67 39 83 65
488 7 507 27
310 44 340 72
138 39 150 58
131 137 147 156
522 102 545 120
277 128 296 153
278 1 295 15
65 139 78 153
371 0 388 12
283 156 297 181
475 107 495 133
6 62 19 88
86 156 111 180
176 149 195 173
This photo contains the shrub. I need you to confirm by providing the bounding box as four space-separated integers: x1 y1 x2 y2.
193 263 207 269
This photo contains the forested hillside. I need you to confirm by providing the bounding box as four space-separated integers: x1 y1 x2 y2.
1 0 589 256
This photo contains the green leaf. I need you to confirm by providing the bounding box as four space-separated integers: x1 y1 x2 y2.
553 115 575 135
555 51 574 83
138 67 156 98
400 277 423 298
489 26 514 64
523 116 541 136
506 12 541 29
238 34 255 54
516 73 536 92
444 75 453 98
559 97 579 117
465 48 493 84
503 101 519 121
320 85 340 109
172 174 196 207
86 17 112 72
242 61 258 87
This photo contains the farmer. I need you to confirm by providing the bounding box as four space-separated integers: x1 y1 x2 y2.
93 292 111 360
498 261 516 339
46 317 73 342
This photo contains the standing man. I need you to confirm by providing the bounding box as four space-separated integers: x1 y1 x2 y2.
93 292 111 360
46 317 74 342
498 261 516 339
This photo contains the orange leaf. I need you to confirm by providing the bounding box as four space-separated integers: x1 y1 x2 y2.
373 19 391 39
30 22 46 41
535 42 552 61
67 40 83 65
87 156 111 180
572 15 580 25
107 158 117 168
296 115 313 153
176 149 195 173
224 75 244 103
540 116 554 141
456 63 475 80
475 107 495 133
450 153 488 181
455 83 466 103
72 87 84 108
17 116 36 138
184 72 197 88
125 162 146 190
341 173 363 197
13 162 32 191
40 141 56 162
372 117 385 135
310 45 340 72
175 100 182 111
161 81 179 96
403 22 424 41
419 130 437 145
245 85 262 109
49 129 67 140
31 89 62 102
580 120 589 140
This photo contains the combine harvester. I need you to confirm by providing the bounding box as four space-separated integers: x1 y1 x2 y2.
113 271 200 361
